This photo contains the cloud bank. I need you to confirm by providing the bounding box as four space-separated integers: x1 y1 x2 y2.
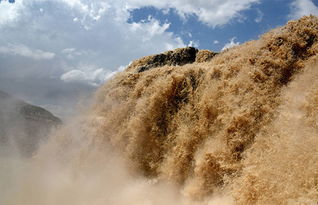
290 0 318 19
125 0 260 27
0 0 185 117
0 44 55 60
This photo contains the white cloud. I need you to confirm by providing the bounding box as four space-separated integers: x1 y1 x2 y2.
62 48 85 59
290 0 318 19
0 0 185 73
213 40 220 44
129 16 172 42
0 44 55 60
188 40 199 48
0 0 185 116
60 66 121 86
255 8 264 23
59 1 111 29
60 69 108 86
0 0 260 29
221 37 240 51
125 0 260 27
0 0 24 26
61 70 87 83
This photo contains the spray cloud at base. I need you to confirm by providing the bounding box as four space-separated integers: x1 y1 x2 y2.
1 16 318 205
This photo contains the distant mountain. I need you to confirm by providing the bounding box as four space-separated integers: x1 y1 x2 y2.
0 90 61 157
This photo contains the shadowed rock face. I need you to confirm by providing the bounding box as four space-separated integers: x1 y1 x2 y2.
0 90 61 157
126 47 218 73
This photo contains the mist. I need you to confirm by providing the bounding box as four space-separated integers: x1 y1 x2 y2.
0 114 233 205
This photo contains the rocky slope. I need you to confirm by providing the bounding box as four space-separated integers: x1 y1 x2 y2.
0 90 61 156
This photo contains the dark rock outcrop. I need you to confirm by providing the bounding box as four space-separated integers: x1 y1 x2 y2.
126 47 218 73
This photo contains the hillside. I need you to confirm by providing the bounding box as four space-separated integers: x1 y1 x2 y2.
0 90 61 157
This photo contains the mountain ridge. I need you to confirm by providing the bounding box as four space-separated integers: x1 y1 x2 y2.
0 90 61 156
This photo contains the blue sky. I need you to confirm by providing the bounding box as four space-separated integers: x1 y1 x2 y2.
128 0 317 51
0 0 317 117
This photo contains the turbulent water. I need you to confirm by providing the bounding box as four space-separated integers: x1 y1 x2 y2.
2 16 318 205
